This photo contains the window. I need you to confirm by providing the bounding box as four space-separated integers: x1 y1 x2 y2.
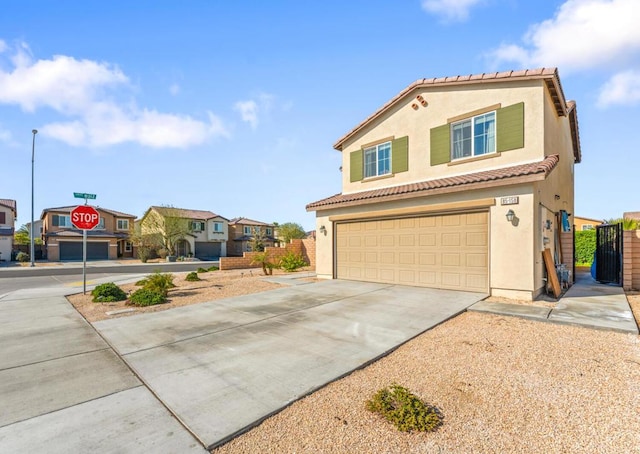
124 241 132 252
363 141 391 178
192 221 205 231
95 217 105 230
117 219 129 230
53 214 72 228
244 226 252 235
213 222 223 233
451 111 495 160
0 212 5 224
582 224 594 231
266 228 272 236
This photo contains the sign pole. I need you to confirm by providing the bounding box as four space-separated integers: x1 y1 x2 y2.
83 228 87 294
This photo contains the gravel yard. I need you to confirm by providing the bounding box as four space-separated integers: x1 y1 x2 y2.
67 269 283 322
212 309 640 453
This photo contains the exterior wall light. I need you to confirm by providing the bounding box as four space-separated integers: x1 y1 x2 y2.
319 225 327 235
506 209 515 223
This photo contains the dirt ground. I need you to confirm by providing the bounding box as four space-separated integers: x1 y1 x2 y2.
67 269 286 323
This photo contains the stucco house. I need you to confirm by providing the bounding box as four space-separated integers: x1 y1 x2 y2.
227 218 275 256
574 216 603 231
0 199 17 262
42 206 136 261
307 68 581 301
139 207 228 259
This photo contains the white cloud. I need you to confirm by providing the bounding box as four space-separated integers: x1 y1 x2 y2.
0 41 229 148
421 0 485 22
489 0 640 71
0 40 7 53
597 70 640 106
234 100 259 129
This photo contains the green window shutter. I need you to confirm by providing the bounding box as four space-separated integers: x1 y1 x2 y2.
430 124 451 166
391 136 409 173
350 149 363 182
497 102 524 152
52 215 59 227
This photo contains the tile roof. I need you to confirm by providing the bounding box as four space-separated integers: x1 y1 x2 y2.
228 217 273 226
0 199 17 214
333 67 570 151
150 206 225 220
41 206 136 219
307 155 559 211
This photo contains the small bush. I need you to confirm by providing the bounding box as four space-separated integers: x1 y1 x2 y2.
197 267 208 273
366 384 443 433
157 248 168 259
279 251 307 272
575 230 596 265
143 271 175 295
185 271 201 281
135 278 148 286
128 288 166 307
91 282 127 303
207 265 219 271
16 251 30 263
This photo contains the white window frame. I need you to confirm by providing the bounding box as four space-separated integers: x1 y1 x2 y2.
58 215 72 228
363 141 392 178
213 222 223 233
582 224 594 231
124 241 132 252
192 221 205 232
116 219 129 230
451 111 496 160
244 226 252 235
95 217 106 230
266 228 272 236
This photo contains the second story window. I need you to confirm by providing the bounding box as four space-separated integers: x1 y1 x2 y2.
244 226 252 235
96 217 105 230
192 221 205 231
213 222 223 233
266 228 272 236
117 219 129 230
363 141 391 178
53 214 72 228
0 212 5 224
451 111 495 160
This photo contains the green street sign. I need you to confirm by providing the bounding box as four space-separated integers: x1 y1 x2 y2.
74 192 97 200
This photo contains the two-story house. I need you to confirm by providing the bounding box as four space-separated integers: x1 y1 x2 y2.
42 206 136 261
227 218 275 256
139 207 228 259
307 68 581 301
0 199 17 262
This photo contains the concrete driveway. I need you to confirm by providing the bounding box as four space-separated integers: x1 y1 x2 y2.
93 279 486 450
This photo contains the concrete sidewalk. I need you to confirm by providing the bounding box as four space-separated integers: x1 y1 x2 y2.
93 280 486 450
469 272 639 334
0 286 205 453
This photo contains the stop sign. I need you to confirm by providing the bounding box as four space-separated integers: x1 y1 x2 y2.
71 205 100 230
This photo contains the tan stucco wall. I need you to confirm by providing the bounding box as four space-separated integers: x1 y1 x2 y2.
340 80 548 194
315 185 542 299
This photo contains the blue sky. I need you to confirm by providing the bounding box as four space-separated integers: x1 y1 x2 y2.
1 0 638 230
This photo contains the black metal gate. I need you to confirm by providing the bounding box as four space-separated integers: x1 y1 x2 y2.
595 223 623 285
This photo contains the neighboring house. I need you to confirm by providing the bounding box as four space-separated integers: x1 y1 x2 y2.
26 220 44 239
307 68 581 301
42 206 136 261
227 218 275 256
0 199 17 262
139 207 228 259
623 211 640 222
574 216 603 231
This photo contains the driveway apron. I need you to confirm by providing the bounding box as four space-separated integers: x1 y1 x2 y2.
94 279 486 449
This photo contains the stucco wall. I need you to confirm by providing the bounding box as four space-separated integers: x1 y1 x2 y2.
340 80 547 194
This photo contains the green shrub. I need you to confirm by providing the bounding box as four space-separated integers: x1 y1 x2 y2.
279 251 307 272
91 282 127 303
143 271 175 295
16 251 29 262
197 267 208 273
128 288 166 306
135 278 148 286
366 384 443 433
575 230 596 264
207 265 219 271
185 271 201 281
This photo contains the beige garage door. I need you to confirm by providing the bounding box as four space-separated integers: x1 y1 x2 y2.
336 212 488 292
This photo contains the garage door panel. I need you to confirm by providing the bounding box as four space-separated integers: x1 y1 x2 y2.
336 211 488 292
59 241 108 261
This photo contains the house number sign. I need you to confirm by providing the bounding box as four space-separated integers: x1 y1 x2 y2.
500 196 519 205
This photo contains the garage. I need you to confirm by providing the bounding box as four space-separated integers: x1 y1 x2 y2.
335 211 488 292
195 242 221 260
59 241 109 261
